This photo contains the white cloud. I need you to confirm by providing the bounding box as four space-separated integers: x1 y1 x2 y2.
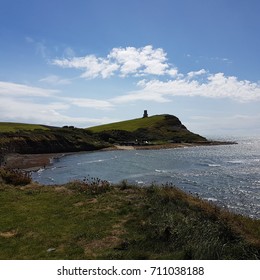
39 75 71 85
0 81 59 97
113 73 260 103
25 36 34 43
112 91 170 104
0 80 117 127
187 69 207 78
52 45 176 79
109 45 169 76
53 55 119 79
0 96 116 127
51 45 260 102
26 37 48 58
68 97 114 110
204 73 260 101
63 47 75 57
167 68 179 77
0 97 66 123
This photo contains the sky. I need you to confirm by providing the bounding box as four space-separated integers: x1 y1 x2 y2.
0 0 260 137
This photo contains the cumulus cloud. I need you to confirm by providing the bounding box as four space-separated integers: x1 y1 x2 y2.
51 44 260 102
187 69 207 78
53 55 119 79
108 45 169 76
52 45 176 79
113 72 260 103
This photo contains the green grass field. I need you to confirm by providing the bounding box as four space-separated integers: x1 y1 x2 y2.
0 172 259 260
0 122 49 133
87 115 166 132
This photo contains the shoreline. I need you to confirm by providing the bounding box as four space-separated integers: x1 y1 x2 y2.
2 153 67 171
1 141 237 170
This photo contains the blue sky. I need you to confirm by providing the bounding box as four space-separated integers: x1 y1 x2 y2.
0 0 260 136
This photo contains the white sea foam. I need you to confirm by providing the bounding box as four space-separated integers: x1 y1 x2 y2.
227 160 244 164
155 169 168 173
77 159 105 165
136 180 144 184
206 197 218 202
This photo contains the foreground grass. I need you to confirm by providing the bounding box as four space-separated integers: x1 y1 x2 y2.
0 179 259 260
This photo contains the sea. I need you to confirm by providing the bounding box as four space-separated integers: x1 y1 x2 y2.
32 137 260 219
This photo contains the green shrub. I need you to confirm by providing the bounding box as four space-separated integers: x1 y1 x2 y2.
0 167 32 186
67 176 111 195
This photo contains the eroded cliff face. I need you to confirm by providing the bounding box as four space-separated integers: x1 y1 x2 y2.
0 128 109 165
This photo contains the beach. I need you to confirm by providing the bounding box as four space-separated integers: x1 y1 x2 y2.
3 153 66 170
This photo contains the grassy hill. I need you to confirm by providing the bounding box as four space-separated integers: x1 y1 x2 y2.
87 114 207 144
88 115 167 132
0 122 49 133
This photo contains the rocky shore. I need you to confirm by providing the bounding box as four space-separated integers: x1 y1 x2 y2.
2 153 66 170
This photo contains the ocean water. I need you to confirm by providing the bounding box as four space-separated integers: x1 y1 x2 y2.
32 137 260 219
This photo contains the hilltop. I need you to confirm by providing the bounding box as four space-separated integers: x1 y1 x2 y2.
0 122 49 133
87 114 207 145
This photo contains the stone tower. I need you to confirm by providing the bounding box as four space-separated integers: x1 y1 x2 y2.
143 110 148 118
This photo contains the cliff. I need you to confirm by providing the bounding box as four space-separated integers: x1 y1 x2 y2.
0 127 108 165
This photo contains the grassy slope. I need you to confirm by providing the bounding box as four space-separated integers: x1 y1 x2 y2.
0 177 259 260
0 122 49 133
88 115 166 132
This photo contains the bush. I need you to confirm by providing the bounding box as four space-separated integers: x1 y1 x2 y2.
0 167 32 186
67 176 111 195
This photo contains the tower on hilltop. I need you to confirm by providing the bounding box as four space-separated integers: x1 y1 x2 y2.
143 110 148 118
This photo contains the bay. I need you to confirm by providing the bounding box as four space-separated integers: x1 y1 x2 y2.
32 137 260 219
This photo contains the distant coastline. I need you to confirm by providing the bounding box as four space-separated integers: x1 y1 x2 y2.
0 114 237 170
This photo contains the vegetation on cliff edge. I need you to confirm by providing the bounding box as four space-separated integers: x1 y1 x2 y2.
0 173 259 260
